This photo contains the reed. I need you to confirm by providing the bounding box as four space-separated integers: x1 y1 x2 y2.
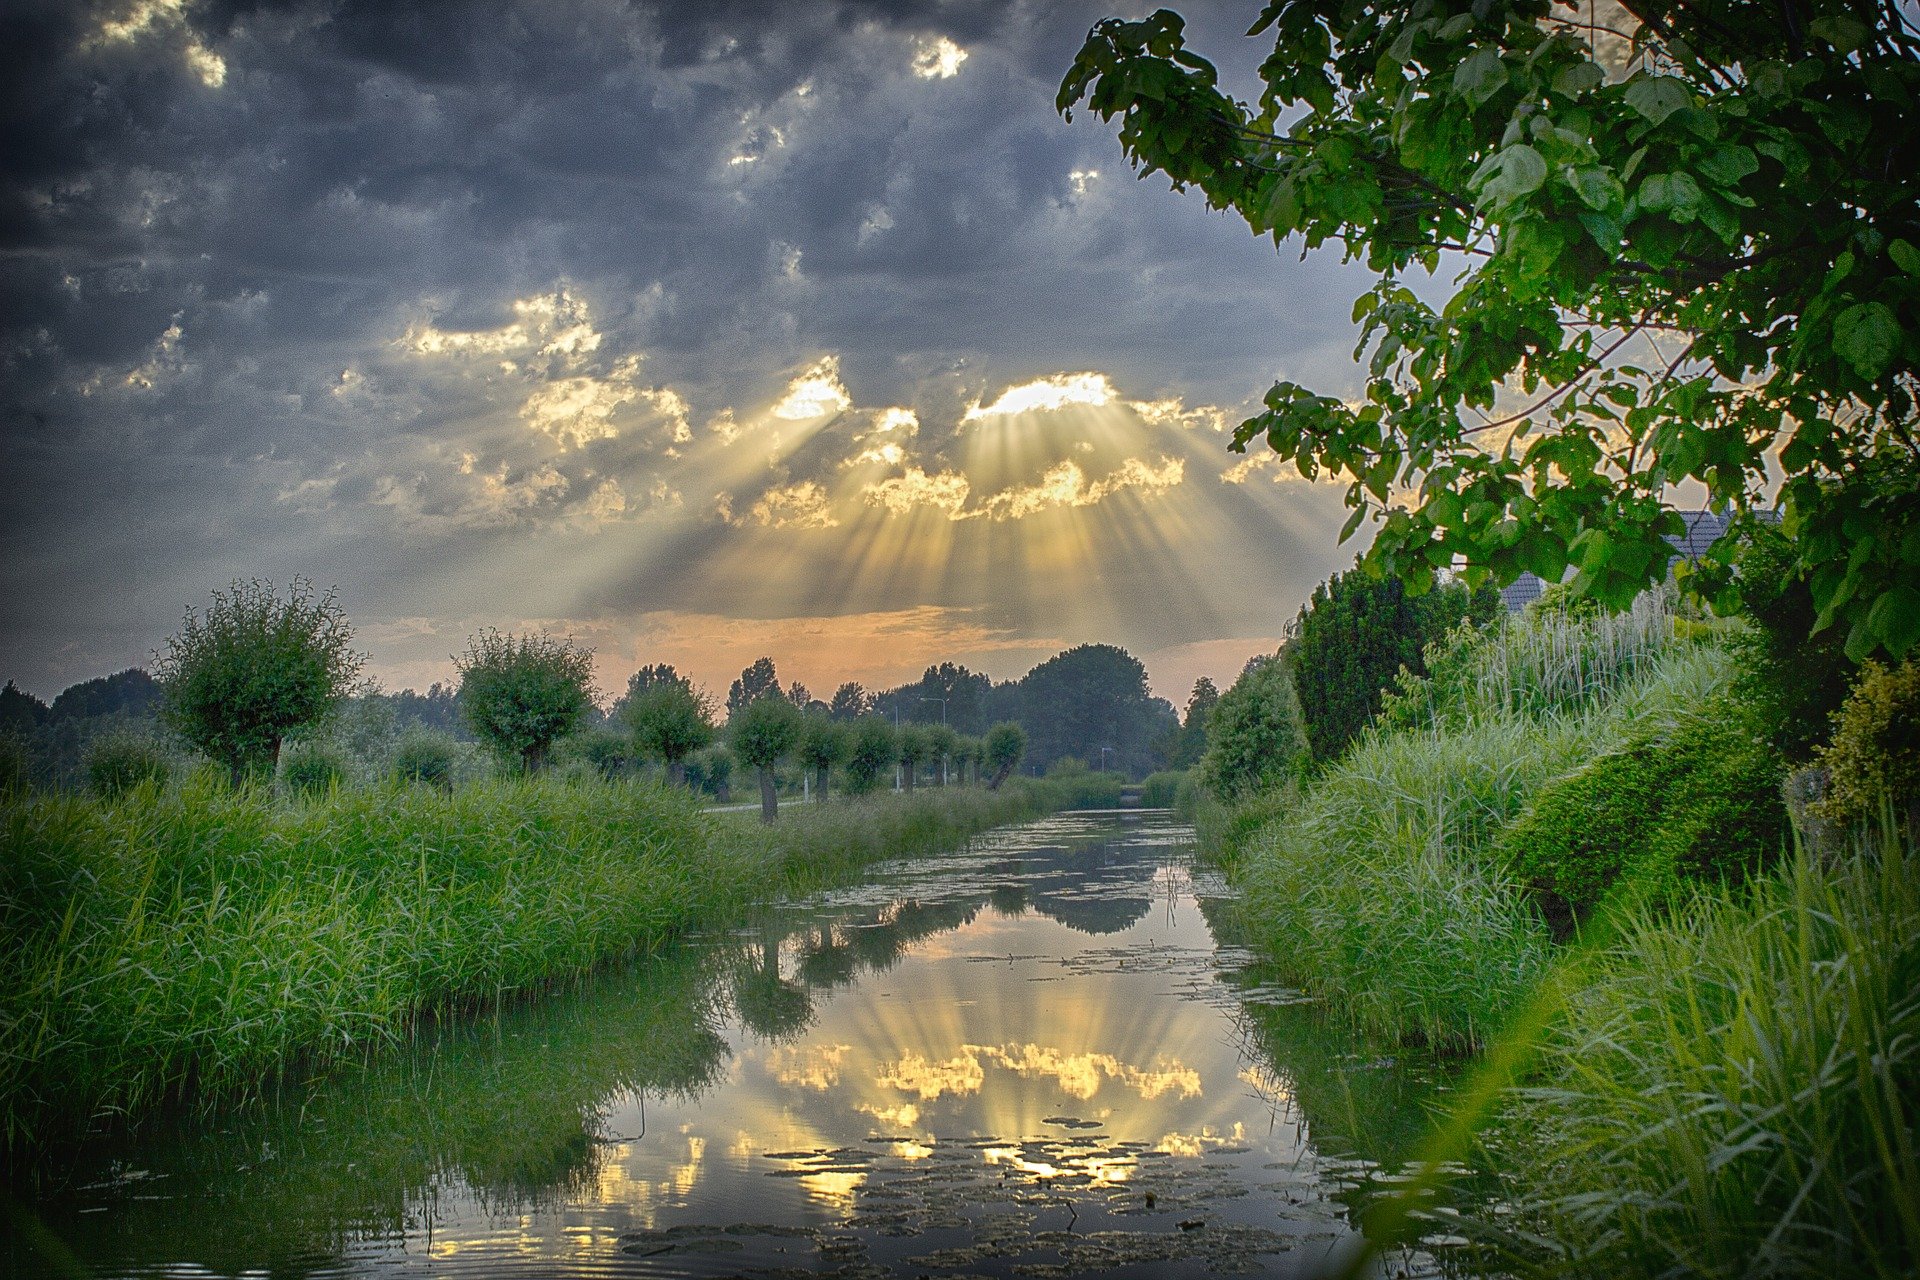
0 774 1088 1151
1485 825 1919 1278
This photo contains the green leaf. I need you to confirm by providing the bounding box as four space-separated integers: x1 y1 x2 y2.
1695 146 1758 187
1868 585 1920 657
1567 166 1623 211
1890 239 1920 277
1471 143 1547 208
1808 15 1870 53
1833 302 1901 380
1624 76 1691 125
1552 61 1604 97
1453 47 1506 107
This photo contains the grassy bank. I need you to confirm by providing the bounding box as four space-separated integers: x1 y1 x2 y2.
0 773 1095 1153
1204 592 1914 1274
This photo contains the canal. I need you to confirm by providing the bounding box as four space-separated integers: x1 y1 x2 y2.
13 809 1475 1278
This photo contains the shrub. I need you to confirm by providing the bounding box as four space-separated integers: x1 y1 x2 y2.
843 716 896 795
1200 654 1308 801
563 725 635 781
1139 769 1186 808
279 740 348 797
1496 694 1788 926
83 731 172 798
455 630 596 773
391 728 456 790
1290 565 1498 763
152 579 365 786
684 746 733 802
1817 657 1920 833
1726 524 1858 762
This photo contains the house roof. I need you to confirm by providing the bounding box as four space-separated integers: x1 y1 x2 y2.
1497 508 1765 611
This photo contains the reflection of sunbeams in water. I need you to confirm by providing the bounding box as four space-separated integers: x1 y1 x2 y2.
30 812 1475 1280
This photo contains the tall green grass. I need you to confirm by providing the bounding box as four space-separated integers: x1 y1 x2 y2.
0 774 1086 1153
1228 641 1732 1047
1485 828 1919 1278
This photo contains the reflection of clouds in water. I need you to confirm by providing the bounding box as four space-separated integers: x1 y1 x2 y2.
764 1042 851 1091
1156 1123 1249 1157
873 1041 1201 1104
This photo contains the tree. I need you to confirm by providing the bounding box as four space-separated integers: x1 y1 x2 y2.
984 721 1028 789
455 629 596 774
153 579 365 786
923 723 959 785
829 681 874 721
1015 643 1177 776
1174 676 1221 769
797 710 848 798
727 657 781 718
730 693 803 822
51 669 160 722
895 723 933 792
786 680 815 709
0 681 48 737
1291 566 1500 762
843 715 897 794
621 677 716 786
1062 4 1920 661
1201 654 1310 800
611 664 686 719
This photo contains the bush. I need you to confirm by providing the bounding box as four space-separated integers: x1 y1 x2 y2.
279 741 348 797
1496 694 1788 925
1726 524 1858 763
455 630 596 773
1139 769 1186 808
684 746 733 801
83 731 172 798
1817 657 1920 833
153 579 365 786
561 725 634 781
1 734 31 794
391 728 456 790
1290 565 1498 763
1199 654 1308 801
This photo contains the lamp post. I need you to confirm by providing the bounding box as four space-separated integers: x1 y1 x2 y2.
1099 745 1113 773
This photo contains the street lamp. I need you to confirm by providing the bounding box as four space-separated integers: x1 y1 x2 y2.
1099 745 1113 773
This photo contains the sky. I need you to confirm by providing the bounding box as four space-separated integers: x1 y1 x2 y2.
0 0 1389 706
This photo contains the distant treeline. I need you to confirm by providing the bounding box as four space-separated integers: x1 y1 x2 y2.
1 640 1213 789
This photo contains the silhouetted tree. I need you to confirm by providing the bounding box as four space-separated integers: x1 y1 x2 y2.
727 657 781 718
828 682 873 721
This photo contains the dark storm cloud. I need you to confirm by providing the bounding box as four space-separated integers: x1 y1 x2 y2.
1 0 1374 696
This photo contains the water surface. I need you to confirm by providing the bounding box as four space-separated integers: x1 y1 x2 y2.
15 810 1470 1278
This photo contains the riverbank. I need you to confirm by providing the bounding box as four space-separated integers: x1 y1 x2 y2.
0 773 1113 1157
1199 597 1917 1276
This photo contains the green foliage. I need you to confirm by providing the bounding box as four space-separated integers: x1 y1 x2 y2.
1489 833 1920 1278
454 630 596 773
1817 657 1920 831
842 716 896 794
619 677 715 783
391 728 457 790
1012 643 1176 775
1727 524 1858 761
82 731 171 798
984 721 1027 789
683 745 733 801
1496 695 1787 923
893 722 932 790
730 693 803 822
924 723 960 782
1168 677 1219 769
1292 566 1499 762
828 681 873 721
1061 4 1920 660
726 657 781 719
0 681 49 736
153 579 365 785
278 740 348 797
1139 769 1186 808
561 725 635 782
1199 654 1309 801
796 711 848 794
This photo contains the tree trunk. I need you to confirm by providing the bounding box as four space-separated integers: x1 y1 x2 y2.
902 761 915 792
523 741 547 774
668 757 685 788
816 766 829 800
758 765 778 823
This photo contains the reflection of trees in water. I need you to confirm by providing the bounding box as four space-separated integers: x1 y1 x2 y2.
23 948 734 1275
730 930 813 1042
